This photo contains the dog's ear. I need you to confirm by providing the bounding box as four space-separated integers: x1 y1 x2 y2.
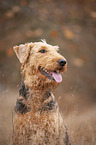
13 43 33 63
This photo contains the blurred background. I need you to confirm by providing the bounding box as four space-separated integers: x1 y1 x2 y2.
0 0 96 144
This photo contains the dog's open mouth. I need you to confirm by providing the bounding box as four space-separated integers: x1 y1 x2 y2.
39 67 62 83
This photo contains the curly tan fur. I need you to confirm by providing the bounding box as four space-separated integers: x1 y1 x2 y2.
13 40 70 145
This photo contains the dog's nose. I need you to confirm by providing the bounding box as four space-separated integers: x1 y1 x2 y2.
58 59 66 66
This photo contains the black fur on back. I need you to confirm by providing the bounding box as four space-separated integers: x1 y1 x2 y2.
15 82 30 114
15 99 29 114
42 100 56 111
19 82 29 99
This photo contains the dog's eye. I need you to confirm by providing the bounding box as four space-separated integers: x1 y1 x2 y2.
39 49 46 53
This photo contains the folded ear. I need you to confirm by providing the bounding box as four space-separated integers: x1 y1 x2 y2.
13 43 33 63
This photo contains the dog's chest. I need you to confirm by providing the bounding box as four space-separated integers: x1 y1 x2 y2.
15 109 65 145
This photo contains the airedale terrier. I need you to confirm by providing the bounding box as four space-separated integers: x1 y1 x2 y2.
13 40 70 145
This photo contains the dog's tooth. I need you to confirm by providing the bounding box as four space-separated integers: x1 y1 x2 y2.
57 70 59 73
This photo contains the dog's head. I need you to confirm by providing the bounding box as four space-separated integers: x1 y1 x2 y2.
13 40 67 90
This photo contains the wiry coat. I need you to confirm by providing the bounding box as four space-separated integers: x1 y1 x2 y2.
13 40 70 145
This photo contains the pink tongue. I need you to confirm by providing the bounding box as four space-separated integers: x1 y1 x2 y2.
51 72 62 83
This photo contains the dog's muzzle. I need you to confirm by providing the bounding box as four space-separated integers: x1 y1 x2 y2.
39 66 63 83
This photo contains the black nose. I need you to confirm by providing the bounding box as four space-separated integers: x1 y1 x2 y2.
58 59 66 66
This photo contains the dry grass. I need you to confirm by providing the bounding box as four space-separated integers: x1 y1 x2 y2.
65 107 96 145
0 88 96 145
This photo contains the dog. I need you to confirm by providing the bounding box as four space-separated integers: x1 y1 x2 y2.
13 40 70 145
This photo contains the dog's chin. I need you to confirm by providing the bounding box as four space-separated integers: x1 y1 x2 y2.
39 66 65 83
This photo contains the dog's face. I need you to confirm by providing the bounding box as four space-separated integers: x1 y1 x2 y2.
13 41 67 90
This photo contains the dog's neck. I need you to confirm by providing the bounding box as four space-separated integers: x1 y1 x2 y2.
15 81 57 114
19 81 52 99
